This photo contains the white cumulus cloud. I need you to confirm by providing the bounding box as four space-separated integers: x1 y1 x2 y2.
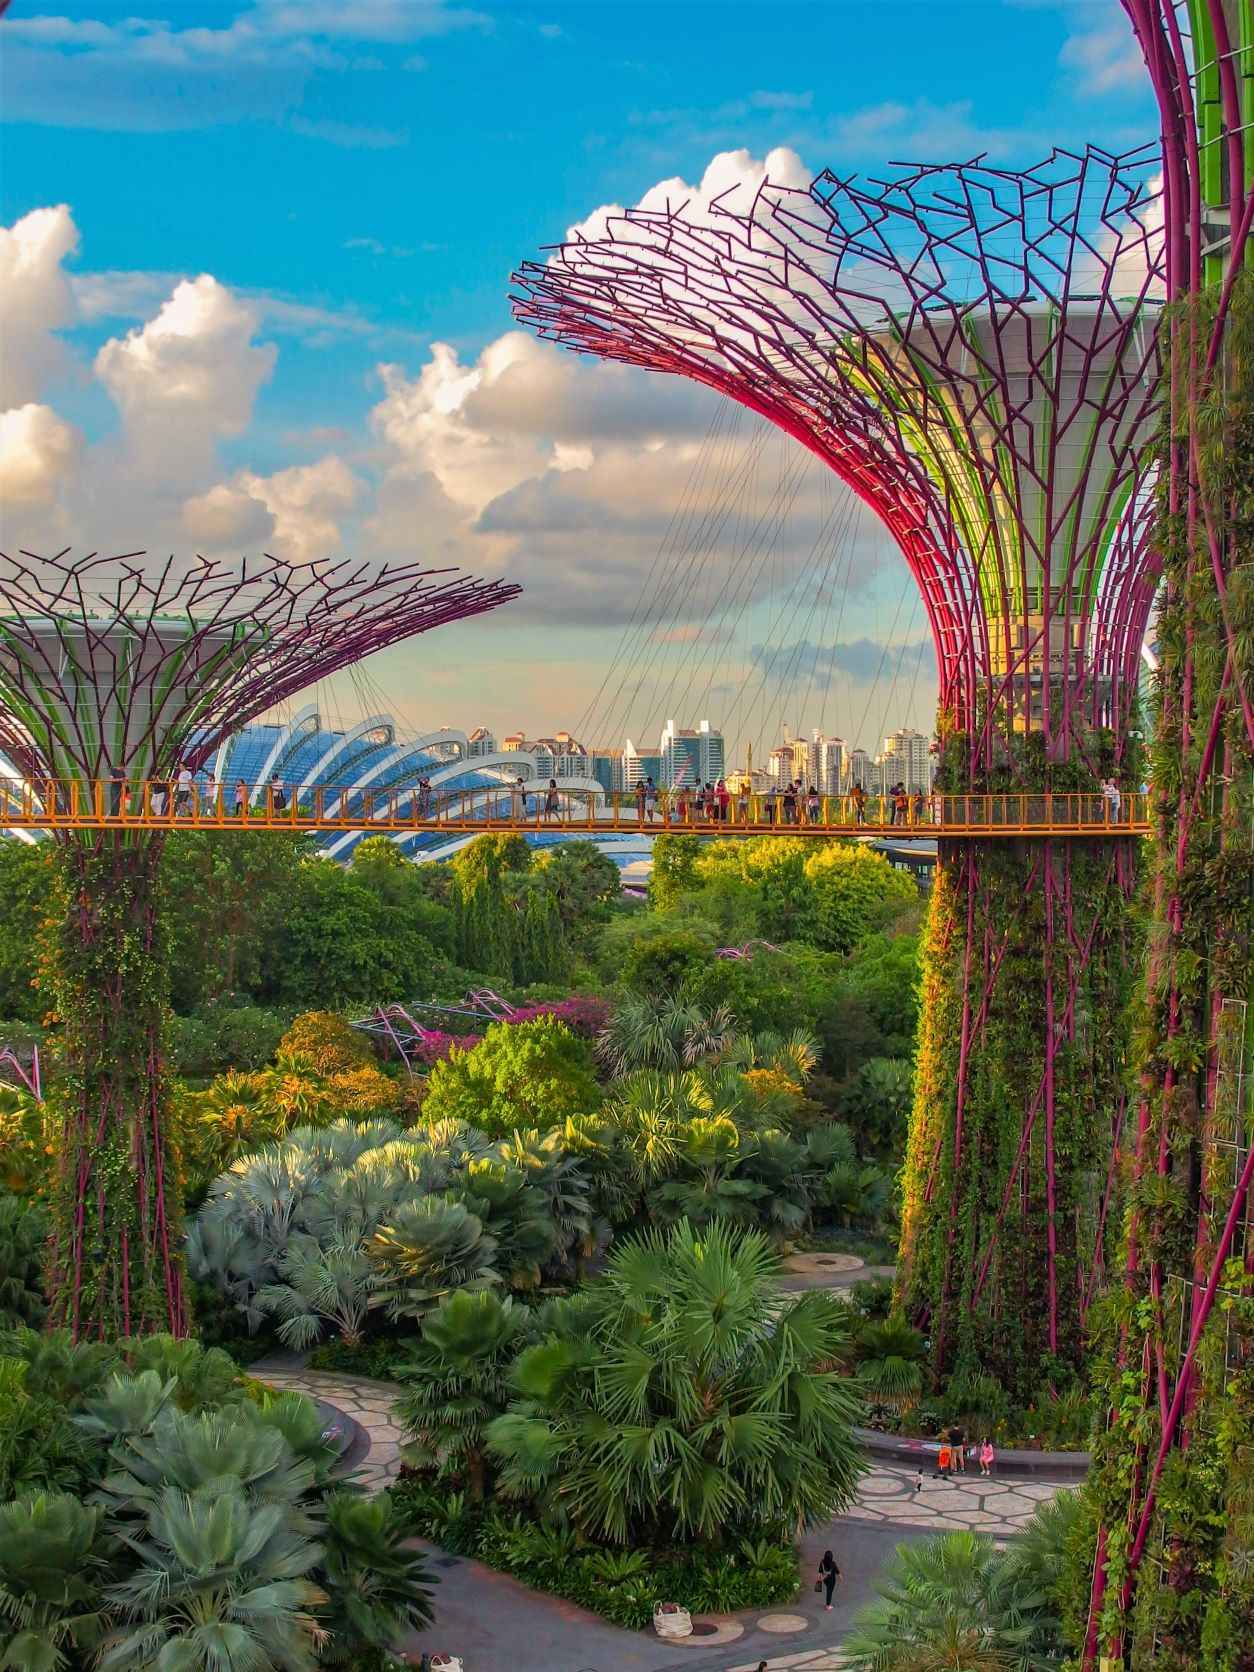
0 204 80 406
0 403 82 510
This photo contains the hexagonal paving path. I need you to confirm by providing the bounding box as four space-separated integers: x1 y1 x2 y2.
252 1360 1071 1542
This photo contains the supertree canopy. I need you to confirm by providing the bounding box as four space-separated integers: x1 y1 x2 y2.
0 548 518 1338
1079 6 1254 1667
514 147 1164 1392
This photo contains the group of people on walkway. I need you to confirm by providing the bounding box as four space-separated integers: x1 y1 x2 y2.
919 1427 997 1481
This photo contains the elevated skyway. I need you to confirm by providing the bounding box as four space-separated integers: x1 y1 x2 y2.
0 780 1151 839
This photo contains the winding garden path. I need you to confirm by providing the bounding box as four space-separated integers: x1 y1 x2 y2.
255 1356 1078 1672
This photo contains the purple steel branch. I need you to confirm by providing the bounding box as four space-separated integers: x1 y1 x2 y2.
513 146 1164 769
0 549 520 780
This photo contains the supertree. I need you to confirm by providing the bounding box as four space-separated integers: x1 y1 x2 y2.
1080 6 1254 1667
0 548 518 1338
513 147 1164 1393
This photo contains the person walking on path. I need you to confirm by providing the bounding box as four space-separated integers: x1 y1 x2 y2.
937 1440 952 1478
979 1437 996 1477
912 1468 924 1494
817 1550 841 1610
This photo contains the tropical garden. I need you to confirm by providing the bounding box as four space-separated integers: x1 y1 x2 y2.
0 826 969 1665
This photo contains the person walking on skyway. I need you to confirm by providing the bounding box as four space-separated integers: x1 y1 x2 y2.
852 782 866 827
543 778 559 821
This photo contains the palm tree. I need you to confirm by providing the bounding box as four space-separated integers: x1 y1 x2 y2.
98 1487 326 1671
597 994 736 1076
318 1491 436 1659
0 1193 47 1327
854 1316 928 1409
255 1233 381 1349
0 1493 109 1669
486 1219 864 1547
367 1197 500 1320
394 1288 533 1499
841 1530 1062 1672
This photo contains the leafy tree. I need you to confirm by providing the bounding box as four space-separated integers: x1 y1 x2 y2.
508 872 569 986
842 1529 1063 1672
452 834 531 977
395 1288 533 1499
351 836 457 956
621 925 715 996
161 830 312 1011
279 1011 376 1076
819 931 921 1078
486 1219 863 1547
803 843 918 954
421 1016 600 1137
0 841 53 1023
265 857 436 1007
648 833 702 912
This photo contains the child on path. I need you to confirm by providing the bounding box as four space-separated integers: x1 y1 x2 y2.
937 1441 952 1477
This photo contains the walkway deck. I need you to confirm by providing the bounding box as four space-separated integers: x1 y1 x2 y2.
1 782 1150 838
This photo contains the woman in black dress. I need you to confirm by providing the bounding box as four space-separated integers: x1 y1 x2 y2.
818 1549 841 1609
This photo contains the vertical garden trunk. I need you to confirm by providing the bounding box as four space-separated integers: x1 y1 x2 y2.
1082 275 1254 1670
899 831 1140 1398
44 834 186 1339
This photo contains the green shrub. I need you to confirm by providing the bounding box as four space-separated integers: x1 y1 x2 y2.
0 1192 47 1326
390 1478 798 1629
168 1003 289 1076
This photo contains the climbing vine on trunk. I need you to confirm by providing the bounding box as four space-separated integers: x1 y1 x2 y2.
1082 273 1254 1672
42 834 186 1339
899 720 1144 1401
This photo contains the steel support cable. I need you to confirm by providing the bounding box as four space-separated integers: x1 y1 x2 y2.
752 476 867 756
599 420 803 751
570 400 741 744
721 487 849 763
620 416 780 739
599 402 762 732
588 407 767 748
657 432 831 744
851 575 916 755
676 441 819 756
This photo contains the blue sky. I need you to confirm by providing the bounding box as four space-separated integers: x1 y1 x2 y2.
0 0 1156 758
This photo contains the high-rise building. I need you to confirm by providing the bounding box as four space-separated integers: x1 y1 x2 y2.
880 726 933 791
591 748 625 794
659 718 724 786
846 747 873 791
466 726 496 757
623 740 663 787
812 731 846 794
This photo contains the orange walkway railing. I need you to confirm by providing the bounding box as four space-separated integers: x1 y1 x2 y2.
0 780 1152 838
